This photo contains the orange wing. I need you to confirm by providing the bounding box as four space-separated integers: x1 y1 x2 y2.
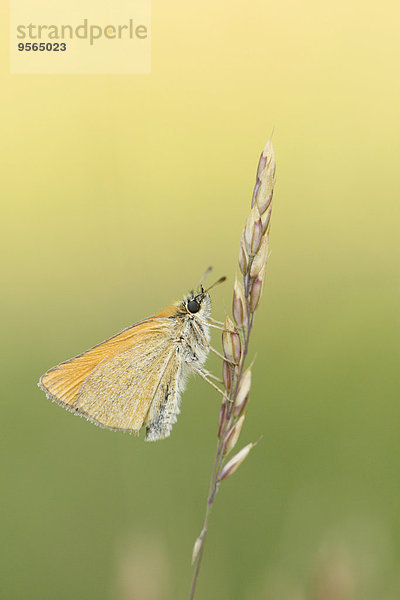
38 307 179 417
75 341 179 433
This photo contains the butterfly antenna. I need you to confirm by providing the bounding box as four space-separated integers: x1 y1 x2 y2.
200 276 226 296
196 266 213 289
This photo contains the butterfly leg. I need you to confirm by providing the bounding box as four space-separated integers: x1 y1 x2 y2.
191 320 238 366
197 319 237 334
189 364 229 401
209 345 238 365
209 317 225 326
203 369 224 383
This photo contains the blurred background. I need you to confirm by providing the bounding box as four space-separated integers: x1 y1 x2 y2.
1 1 400 598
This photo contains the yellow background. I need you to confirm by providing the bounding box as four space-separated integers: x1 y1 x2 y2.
10 0 150 73
1 1 400 599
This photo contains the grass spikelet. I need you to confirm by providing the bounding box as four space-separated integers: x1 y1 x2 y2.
189 138 276 599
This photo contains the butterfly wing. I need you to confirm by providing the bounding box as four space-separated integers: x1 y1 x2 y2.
143 350 187 441
39 313 181 434
75 338 177 433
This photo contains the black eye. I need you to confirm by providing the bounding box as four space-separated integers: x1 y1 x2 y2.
187 299 200 313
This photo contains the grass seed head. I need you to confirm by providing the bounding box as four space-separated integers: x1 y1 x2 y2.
238 232 249 276
232 277 246 328
222 360 234 392
218 401 227 439
244 204 263 255
250 235 269 279
191 536 202 565
218 442 255 481
261 206 272 235
233 366 252 416
222 316 241 364
252 140 275 215
250 264 266 312
223 415 245 457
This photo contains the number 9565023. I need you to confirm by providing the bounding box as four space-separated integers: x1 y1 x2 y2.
18 42 67 51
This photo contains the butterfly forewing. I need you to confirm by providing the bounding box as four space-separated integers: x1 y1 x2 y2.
39 314 180 433
76 336 176 432
39 295 212 440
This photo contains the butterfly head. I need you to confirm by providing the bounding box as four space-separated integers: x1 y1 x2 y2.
183 275 226 319
184 286 211 319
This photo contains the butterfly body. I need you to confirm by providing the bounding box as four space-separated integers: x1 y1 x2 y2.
39 290 212 441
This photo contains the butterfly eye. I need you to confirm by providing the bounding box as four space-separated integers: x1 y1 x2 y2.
187 299 200 313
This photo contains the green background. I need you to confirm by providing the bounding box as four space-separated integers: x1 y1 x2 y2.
1 1 400 598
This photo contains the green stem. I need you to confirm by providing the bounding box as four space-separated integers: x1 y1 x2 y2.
189 276 254 599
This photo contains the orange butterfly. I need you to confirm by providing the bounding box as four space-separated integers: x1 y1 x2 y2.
38 274 226 441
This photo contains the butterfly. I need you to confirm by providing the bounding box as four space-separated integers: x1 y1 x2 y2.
38 272 226 441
